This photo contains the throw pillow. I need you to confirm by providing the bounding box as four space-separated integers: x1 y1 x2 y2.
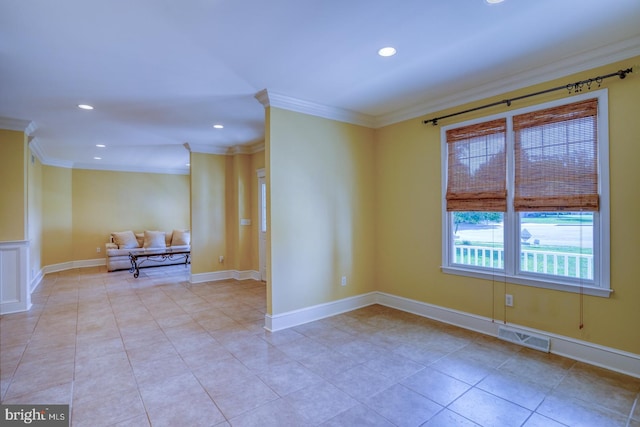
143 230 166 249
135 233 144 247
112 231 139 249
172 229 191 246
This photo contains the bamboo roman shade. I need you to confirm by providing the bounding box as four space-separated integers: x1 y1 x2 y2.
446 118 507 211
513 99 599 211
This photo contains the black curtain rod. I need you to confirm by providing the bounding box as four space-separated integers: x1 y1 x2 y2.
422 67 634 126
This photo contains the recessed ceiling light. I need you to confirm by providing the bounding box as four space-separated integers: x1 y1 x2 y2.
78 104 94 110
485 0 505 4
93 156 102 160
213 124 224 129
96 144 106 148
378 47 397 57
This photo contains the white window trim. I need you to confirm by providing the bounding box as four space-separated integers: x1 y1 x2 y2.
440 89 611 298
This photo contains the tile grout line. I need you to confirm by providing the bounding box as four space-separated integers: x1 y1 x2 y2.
626 392 639 427
108 276 152 427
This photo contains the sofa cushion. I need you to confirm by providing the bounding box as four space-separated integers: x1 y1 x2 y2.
112 230 139 249
172 230 191 246
143 230 166 248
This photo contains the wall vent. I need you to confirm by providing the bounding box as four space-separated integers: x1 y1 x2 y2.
498 326 550 353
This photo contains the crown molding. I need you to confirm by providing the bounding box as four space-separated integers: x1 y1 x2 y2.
186 143 229 155
376 35 640 127
185 141 265 156
254 35 639 130
255 89 377 128
0 117 35 133
29 137 75 169
28 137 49 165
71 162 189 175
248 141 265 153
227 140 265 155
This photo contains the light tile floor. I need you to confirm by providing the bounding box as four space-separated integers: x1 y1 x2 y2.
1 265 639 426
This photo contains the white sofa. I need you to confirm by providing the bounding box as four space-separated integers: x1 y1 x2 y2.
105 229 191 272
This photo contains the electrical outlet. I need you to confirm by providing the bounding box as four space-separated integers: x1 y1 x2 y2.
341 276 347 286
505 294 513 307
96 247 101 253
219 255 224 263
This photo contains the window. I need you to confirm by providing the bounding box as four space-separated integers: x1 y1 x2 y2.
260 181 267 233
441 91 610 297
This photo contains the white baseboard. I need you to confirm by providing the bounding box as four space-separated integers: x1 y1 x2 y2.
375 292 640 379
30 269 44 293
265 292 378 332
236 270 261 281
26 259 107 295
190 269 260 284
29 263 256 294
42 258 105 275
265 291 640 379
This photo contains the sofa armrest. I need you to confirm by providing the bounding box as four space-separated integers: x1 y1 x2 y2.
105 242 118 250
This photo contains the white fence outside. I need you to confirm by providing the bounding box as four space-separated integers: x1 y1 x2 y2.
453 245 593 279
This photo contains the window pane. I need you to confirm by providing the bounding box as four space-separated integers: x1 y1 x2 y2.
452 212 504 269
519 212 593 280
261 182 267 233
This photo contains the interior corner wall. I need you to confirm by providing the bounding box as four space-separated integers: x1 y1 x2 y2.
0 129 27 241
374 56 640 355
225 155 237 270
250 150 265 270
268 107 377 315
42 165 73 266
190 152 227 274
234 153 254 272
27 149 43 282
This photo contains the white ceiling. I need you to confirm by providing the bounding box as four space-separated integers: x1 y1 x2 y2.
1 0 639 174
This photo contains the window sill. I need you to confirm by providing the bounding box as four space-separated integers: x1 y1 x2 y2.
441 266 612 298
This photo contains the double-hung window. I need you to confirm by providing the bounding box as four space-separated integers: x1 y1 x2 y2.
441 90 610 297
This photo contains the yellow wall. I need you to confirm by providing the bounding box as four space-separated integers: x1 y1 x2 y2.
190 152 227 274
229 151 265 273
264 107 273 314
226 155 237 271
42 166 73 266
1 123 260 297
375 57 640 354
251 150 265 270
27 150 43 279
70 169 189 261
34 152 261 274
226 153 255 271
268 108 377 314
0 129 27 241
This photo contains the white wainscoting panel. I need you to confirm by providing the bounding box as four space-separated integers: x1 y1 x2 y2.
0 240 30 314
